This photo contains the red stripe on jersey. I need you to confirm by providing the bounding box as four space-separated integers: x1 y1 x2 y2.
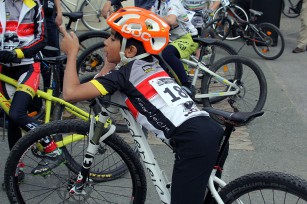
18 23 35 36
24 62 41 91
125 99 139 119
4 21 35 36
4 21 18 32
136 70 169 100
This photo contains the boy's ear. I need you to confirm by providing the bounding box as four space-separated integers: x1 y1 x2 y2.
125 45 138 58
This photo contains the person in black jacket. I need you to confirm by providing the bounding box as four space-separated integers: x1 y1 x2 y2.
101 0 156 19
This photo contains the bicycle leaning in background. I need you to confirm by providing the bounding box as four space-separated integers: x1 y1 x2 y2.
203 0 285 60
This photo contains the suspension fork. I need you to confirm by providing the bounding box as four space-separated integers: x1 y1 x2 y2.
69 112 116 195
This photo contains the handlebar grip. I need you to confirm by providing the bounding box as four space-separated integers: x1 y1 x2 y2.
12 58 22 63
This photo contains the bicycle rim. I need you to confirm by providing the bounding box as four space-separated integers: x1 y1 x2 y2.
192 40 238 105
4 119 147 203
80 0 109 31
219 171 307 203
252 23 285 60
202 56 267 124
78 31 110 55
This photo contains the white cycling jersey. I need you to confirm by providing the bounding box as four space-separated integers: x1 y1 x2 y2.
151 0 198 41
183 0 208 11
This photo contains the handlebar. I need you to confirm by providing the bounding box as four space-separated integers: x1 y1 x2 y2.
0 58 22 64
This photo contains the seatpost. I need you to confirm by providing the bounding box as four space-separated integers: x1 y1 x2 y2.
215 124 234 168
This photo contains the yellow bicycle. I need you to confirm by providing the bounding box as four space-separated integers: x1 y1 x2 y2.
0 53 129 181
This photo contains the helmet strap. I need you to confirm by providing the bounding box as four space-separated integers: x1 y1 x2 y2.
118 38 150 67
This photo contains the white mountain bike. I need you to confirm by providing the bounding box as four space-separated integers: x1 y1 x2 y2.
4 92 307 203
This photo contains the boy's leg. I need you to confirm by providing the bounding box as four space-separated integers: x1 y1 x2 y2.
170 117 223 204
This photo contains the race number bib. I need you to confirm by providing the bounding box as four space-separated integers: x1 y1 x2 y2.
187 10 195 22
149 77 191 107
191 15 203 28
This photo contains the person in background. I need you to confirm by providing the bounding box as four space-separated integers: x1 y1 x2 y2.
151 0 199 96
292 0 307 53
182 0 221 34
61 7 223 203
0 0 63 181
101 0 156 19
41 0 63 89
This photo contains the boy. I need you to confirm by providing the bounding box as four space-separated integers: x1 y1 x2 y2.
151 0 199 96
0 0 64 178
61 7 223 203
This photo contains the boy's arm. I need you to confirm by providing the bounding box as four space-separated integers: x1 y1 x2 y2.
101 0 121 19
101 0 112 19
60 26 101 103
54 0 63 27
15 1 47 59
209 1 220 11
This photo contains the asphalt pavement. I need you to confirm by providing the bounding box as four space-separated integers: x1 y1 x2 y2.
0 14 307 204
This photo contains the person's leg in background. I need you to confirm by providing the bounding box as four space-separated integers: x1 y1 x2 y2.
293 0 307 53
41 13 63 91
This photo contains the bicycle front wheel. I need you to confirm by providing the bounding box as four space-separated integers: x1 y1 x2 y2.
252 23 285 60
282 0 302 18
201 55 267 124
79 0 109 31
4 119 147 203
218 171 307 203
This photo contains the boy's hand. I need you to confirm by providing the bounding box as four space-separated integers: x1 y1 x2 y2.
0 50 17 63
59 25 79 57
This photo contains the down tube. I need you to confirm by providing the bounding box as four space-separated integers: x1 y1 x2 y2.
120 108 171 203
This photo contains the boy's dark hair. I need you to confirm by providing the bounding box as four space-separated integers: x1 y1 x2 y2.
114 32 147 56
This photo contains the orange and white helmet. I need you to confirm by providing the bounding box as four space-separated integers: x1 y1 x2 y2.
107 7 170 56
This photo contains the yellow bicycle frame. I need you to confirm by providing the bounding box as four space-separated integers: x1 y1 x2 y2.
0 73 91 146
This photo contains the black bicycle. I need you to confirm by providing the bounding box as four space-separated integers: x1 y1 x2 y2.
203 5 285 60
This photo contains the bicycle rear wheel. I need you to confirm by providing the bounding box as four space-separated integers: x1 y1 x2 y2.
77 41 105 77
282 0 302 18
252 23 285 60
4 119 147 203
201 55 267 124
203 17 233 41
213 4 248 40
79 0 109 31
218 171 307 203
191 40 238 105
78 30 110 55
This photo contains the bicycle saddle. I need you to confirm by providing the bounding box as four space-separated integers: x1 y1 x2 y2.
203 107 264 125
63 12 83 22
36 55 67 64
249 9 263 16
